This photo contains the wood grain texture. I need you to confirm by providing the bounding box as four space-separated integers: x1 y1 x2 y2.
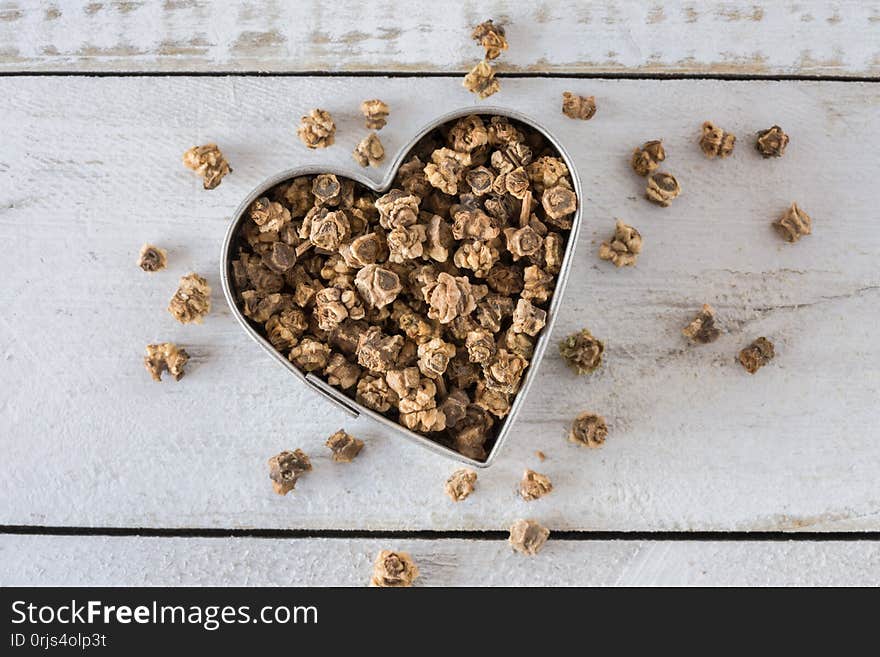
0 76 878 531
0 1 879 76
2 535 879 586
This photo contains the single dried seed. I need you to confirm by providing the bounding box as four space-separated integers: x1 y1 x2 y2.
143 343 189 382
569 412 608 448
471 19 508 60
630 140 665 176
598 220 642 267
519 469 553 501
297 108 336 149
645 172 681 207
699 121 736 159
773 202 812 243
463 60 500 99
445 468 477 502
370 551 419 587
682 304 721 344
738 337 775 374
182 143 231 189
138 244 167 272
325 429 364 462
360 99 390 130
559 328 604 375
353 133 385 167
561 92 597 120
168 273 211 324
508 519 550 556
756 125 789 158
267 449 312 495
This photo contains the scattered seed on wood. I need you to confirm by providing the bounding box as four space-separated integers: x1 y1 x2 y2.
509 519 550 555
682 304 721 344
267 449 312 495
699 121 736 158
297 108 336 149
325 429 364 462
138 244 167 272
756 125 789 158
360 99 390 130
645 171 681 207
562 92 597 120
569 412 608 448
738 337 775 374
445 468 478 502
182 143 231 190
353 133 385 167
143 343 189 382
598 219 642 267
463 60 500 99
773 202 812 243
168 273 211 324
370 550 420 587
559 328 604 375
519 469 553 501
631 140 665 176
472 19 508 60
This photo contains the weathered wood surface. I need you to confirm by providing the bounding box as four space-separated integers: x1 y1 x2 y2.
1 1 879 76
2 535 878 586
0 76 878 531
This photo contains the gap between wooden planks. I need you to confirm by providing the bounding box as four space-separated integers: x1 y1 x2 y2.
0 76 878 533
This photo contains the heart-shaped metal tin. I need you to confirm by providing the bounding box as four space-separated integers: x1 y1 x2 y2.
221 107 582 467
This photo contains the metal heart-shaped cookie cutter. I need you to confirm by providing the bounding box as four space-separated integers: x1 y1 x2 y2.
221 107 582 467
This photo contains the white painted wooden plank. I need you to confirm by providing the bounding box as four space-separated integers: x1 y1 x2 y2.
0 1 879 76
0 76 878 531
2 535 878 586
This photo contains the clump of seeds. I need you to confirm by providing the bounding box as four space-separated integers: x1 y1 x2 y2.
231 114 576 461
463 19 507 99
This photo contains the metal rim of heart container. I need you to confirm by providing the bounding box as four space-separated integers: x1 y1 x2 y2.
221 106 582 468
